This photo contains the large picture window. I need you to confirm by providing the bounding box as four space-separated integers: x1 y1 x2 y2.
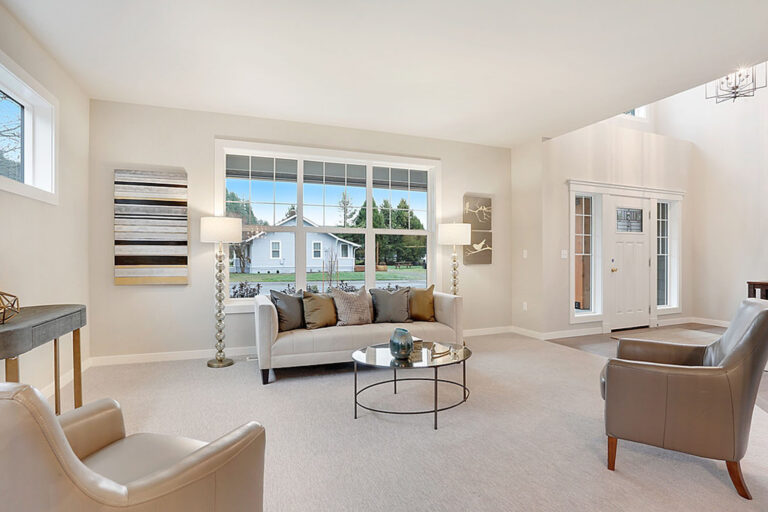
216 142 435 299
0 90 23 183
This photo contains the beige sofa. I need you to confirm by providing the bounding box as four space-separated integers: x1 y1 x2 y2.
254 291 463 384
0 383 265 511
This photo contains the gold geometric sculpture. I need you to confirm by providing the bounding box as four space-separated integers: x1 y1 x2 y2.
0 291 20 324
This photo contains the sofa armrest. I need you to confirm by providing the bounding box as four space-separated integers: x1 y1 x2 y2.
126 422 266 508
616 338 707 366
59 398 126 460
254 295 279 370
434 292 463 345
605 359 734 460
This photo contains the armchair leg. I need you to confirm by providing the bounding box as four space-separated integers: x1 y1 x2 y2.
261 369 270 385
726 461 752 500
607 436 617 471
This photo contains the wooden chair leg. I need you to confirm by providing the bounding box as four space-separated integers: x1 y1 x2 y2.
607 436 617 471
726 461 752 500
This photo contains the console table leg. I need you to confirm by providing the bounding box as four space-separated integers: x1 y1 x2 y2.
54 338 61 415
5 358 19 382
73 328 82 408
434 367 438 430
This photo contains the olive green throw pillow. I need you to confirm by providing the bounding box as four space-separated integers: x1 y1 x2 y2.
409 285 436 322
370 287 411 323
302 291 338 329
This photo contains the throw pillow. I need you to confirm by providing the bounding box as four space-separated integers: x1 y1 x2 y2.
409 285 436 322
302 291 338 329
370 287 411 323
330 287 371 326
270 289 305 332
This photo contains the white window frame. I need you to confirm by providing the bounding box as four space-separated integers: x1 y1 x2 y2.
312 240 323 260
655 200 682 315
569 190 603 324
214 140 441 310
270 240 282 260
340 243 349 258
0 48 58 204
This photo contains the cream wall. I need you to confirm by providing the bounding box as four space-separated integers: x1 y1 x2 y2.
88 101 512 358
510 118 695 335
0 6 90 394
654 87 768 322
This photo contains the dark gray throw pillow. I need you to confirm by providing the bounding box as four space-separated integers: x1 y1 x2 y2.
270 289 305 332
370 287 411 323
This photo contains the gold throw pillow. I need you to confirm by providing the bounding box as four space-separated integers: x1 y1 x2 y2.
409 285 436 322
302 292 338 329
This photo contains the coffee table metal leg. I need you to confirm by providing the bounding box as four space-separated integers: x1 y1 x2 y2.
393 367 397 394
434 367 438 430
463 360 467 401
354 361 358 419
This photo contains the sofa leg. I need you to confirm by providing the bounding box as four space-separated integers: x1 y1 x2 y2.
261 369 270 385
726 461 752 500
607 436 617 471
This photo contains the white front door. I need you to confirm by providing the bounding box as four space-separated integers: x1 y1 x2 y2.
608 196 650 330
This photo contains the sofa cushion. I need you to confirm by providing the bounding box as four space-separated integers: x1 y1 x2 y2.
409 285 436 322
370 287 410 323
330 286 371 326
302 292 337 329
270 289 305 332
271 321 456 357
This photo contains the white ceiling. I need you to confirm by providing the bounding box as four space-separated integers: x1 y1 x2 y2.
4 0 768 147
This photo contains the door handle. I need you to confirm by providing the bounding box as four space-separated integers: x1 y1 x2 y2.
610 267 618 273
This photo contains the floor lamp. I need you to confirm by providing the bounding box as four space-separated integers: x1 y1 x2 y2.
200 216 242 368
437 223 471 296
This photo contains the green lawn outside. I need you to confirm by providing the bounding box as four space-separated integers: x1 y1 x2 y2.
230 266 425 283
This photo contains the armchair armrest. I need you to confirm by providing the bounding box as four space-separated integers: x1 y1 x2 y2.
434 292 463 345
605 359 735 460
616 337 707 366
126 422 266 507
59 398 126 460
254 295 279 370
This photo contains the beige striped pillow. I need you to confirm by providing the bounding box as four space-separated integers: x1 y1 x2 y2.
330 287 372 326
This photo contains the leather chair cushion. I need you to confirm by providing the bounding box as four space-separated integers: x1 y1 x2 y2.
83 433 206 484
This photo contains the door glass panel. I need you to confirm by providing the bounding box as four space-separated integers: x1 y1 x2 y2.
616 208 643 232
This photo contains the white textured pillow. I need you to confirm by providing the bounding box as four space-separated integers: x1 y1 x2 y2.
331 287 372 326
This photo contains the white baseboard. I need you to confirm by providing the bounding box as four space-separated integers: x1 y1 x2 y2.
656 316 730 328
465 326 514 337
88 346 256 368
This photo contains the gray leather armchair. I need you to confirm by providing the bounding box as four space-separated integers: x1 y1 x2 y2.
0 383 265 511
601 298 768 500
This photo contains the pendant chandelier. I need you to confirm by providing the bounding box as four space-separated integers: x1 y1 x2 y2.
705 62 767 103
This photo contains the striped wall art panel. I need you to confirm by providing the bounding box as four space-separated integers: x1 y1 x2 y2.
114 169 189 285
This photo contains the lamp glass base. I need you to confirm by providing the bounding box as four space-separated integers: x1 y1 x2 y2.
207 358 234 368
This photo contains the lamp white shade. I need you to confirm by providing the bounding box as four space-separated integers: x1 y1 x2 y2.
437 223 471 246
200 216 242 243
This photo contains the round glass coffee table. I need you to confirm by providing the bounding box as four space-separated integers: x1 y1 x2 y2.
352 341 471 430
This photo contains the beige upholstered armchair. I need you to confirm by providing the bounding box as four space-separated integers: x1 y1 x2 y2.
601 298 768 500
0 383 265 511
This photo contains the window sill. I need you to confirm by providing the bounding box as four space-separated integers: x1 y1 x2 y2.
571 312 603 324
0 176 58 205
225 300 255 314
656 306 681 316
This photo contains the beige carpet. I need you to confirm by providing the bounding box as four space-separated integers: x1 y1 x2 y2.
66 334 768 511
611 327 721 345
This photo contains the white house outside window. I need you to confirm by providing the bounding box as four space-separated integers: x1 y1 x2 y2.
216 141 436 300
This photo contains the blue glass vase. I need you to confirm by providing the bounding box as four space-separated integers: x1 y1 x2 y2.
390 328 414 359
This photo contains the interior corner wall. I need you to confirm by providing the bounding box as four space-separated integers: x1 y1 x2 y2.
654 87 768 322
87 100 512 358
0 6 90 395
511 118 695 337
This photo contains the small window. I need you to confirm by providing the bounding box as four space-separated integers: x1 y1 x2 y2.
0 90 24 183
340 243 349 258
312 241 322 259
623 105 648 118
574 195 593 312
616 208 643 232
270 241 281 259
657 202 670 306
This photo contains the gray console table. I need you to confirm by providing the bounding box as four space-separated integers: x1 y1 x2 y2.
0 304 86 414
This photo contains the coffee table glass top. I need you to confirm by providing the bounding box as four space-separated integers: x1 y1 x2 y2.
352 342 471 369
